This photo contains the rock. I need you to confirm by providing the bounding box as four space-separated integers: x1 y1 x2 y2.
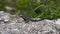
5 6 13 11
0 11 24 23
0 11 11 22
0 11 60 34
55 19 60 25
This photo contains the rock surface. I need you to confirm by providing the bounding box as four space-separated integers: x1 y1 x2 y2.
0 11 60 34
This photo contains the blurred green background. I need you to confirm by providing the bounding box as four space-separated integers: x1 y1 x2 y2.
0 0 60 20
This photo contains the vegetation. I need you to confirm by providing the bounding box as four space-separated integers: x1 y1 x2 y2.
0 0 60 20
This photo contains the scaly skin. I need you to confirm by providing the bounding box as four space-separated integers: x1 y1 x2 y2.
20 9 44 23
20 15 44 23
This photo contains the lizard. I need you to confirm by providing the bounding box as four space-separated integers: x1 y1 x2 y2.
20 15 44 23
20 9 44 23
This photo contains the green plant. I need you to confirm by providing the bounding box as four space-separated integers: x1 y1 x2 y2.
0 0 60 20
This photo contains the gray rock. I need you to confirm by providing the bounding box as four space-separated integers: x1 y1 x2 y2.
0 11 60 34
55 19 60 25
